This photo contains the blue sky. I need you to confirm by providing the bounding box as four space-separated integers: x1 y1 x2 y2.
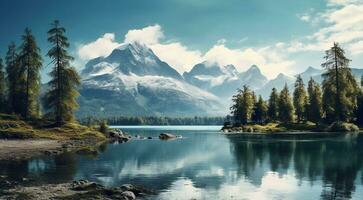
1 0 363 80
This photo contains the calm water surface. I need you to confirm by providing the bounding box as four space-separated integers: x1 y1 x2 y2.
1 126 363 200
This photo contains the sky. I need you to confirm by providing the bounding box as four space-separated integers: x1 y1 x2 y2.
0 0 363 81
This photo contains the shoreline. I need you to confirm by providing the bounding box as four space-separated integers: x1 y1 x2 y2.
0 138 106 161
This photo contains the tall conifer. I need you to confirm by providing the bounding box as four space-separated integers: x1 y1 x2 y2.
278 84 294 123
293 75 307 122
0 58 6 113
43 20 81 126
18 28 42 119
268 88 279 122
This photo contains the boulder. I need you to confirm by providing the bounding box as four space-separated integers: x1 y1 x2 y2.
121 191 136 200
159 133 177 140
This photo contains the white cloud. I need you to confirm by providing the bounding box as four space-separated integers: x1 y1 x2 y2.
299 14 311 22
328 0 359 6
151 42 203 73
76 25 296 78
124 24 164 45
77 33 120 61
289 0 363 54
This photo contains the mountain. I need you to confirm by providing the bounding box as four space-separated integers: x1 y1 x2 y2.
239 65 268 90
298 66 324 84
78 42 225 118
257 73 295 98
82 42 182 80
183 62 240 98
183 63 268 100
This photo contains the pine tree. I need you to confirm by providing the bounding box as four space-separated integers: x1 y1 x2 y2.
43 20 81 126
278 84 294 123
307 78 323 123
252 95 268 123
293 75 307 122
268 88 279 122
230 85 254 125
356 76 363 126
18 28 43 119
322 43 359 122
5 42 24 114
0 58 6 113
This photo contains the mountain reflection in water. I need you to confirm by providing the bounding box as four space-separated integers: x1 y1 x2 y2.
0 126 362 200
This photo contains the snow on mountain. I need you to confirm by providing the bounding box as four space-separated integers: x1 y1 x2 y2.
257 73 295 98
78 42 225 117
184 63 268 101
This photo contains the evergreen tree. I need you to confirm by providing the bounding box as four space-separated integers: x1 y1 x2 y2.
5 42 24 114
278 84 294 123
356 90 363 127
18 28 42 119
293 75 307 122
252 95 268 123
307 78 323 123
268 88 279 122
0 58 6 113
322 43 359 122
230 85 254 125
43 20 81 126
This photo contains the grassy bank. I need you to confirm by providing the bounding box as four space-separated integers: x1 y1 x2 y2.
0 113 106 141
222 121 361 133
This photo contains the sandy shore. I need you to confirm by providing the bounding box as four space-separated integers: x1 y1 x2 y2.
0 139 63 160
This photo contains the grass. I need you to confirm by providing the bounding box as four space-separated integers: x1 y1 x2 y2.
0 113 106 141
222 121 361 133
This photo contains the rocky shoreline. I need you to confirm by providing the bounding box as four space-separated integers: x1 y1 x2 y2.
0 178 155 200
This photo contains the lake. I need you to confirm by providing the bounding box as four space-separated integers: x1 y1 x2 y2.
1 126 363 200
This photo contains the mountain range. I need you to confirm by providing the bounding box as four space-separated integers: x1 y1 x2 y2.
76 42 363 118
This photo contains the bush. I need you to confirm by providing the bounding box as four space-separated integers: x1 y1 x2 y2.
328 121 359 132
99 121 109 135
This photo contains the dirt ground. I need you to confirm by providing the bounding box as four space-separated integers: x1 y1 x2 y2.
0 139 63 160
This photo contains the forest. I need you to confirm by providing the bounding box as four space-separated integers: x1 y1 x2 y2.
229 43 363 132
81 116 226 126
0 20 80 127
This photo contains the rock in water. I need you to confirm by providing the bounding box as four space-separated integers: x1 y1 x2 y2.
159 133 177 140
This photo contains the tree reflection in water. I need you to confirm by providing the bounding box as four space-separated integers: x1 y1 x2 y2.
228 134 363 200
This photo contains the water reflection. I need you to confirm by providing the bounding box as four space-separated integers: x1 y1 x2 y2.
0 127 362 200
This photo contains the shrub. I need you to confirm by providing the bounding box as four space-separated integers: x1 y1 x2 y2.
328 121 359 132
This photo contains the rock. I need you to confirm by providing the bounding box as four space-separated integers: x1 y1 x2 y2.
121 191 136 200
71 180 103 191
159 133 177 140
147 136 152 139
120 184 155 196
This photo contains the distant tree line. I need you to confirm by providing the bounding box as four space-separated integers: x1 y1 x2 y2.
0 20 80 126
81 116 227 126
230 43 363 127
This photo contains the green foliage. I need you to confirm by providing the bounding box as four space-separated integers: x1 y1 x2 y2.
252 95 268 123
18 28 43 119
5 42 24 115
99 120 109 135
328 121 359 132
83 116 226 126
357 86 363 126
268 88 279 122
0 58 6 113
278 84 294 123
306 78 323 123
293 75 307 122
230 85 254 124
322 42 359 122
43 20 81 126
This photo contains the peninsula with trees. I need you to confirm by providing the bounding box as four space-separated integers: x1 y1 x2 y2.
0 20 107 159
223 43 363 133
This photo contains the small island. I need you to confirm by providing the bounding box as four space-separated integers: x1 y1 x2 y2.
222 43 363 134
